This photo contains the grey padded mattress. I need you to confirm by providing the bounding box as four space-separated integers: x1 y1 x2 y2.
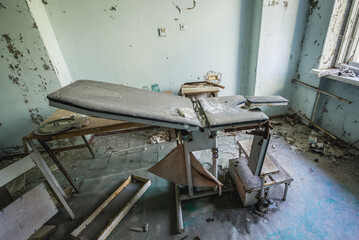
199 96 269 130
245 95 288 104
47 80 202 130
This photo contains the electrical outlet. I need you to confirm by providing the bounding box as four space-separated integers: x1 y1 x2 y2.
180 24 187 31
158 28 167 37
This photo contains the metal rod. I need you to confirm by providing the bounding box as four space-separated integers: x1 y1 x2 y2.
283 183 289 201
175 184 184 233
311 92 321 122
211 148 219 194
38 140 80 194
81 135 95 159
292 79 352 104
183 142 193 197
179 186 235 201
211 148 218 179
289 108 337 139
260 177 265 199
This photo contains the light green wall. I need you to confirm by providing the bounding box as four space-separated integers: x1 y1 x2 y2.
0 0 61 156
43 0 242 96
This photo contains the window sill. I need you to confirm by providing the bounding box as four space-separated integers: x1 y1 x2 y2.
311 69 359 87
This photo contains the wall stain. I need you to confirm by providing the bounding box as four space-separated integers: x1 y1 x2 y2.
9 63 22 75
2 34 23 59
9 75 20 85
109 6 117 11
283 1 288 9
309 0 319 15
29 108 44 125
33 23 38 29
43 63 50 70
268 1 279 7
0 3 6 9
42 0 48 5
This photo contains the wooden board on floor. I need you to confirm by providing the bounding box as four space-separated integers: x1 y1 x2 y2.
0 154 35 188
0 183 58 240
237 139 279 176
71 175 151 240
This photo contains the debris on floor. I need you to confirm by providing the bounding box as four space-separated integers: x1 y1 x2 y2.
147 131 169 144
129 223 149 232
271 115 359 169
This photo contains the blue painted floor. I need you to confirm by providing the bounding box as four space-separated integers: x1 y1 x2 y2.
24 122 359 239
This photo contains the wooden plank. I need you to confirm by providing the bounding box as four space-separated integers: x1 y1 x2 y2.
23 109 146 141
71 175 151 240
0 154 35 188
98 176 151 240
268 157 294 184
181 86 219 95
29 225 57 240
0 183 58 240
237 139 279 176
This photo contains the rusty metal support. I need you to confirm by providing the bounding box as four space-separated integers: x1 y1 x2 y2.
292 79 352 104
81 135 95 159
311 92 321 122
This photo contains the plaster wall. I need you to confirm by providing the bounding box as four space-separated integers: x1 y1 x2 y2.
290 0 335 118
254 0 308 116
43 0 242 96
290 0 359 146
0 0 61 156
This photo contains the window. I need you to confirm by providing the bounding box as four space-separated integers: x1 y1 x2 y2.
335 0 359 66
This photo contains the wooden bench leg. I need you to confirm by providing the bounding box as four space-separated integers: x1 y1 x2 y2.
283 183 289 201
38 139 80 194
27 140 75 220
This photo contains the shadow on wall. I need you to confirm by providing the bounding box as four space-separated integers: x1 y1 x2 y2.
237 0 262 96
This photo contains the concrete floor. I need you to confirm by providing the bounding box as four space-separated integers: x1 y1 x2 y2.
21 120 359 239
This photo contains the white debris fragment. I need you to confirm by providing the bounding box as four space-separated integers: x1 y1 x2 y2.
147 131 169 144
200 98 223 114
72 114 90 128
290 145 298 151
308 135 317 144
177 107 197 119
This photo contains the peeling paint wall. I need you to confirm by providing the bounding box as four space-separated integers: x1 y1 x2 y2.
254 0 308 116
290 0 359 147
316 79 359 146
26 0 72 87
290 0 335 118
0 0 61 156
43 0 242 96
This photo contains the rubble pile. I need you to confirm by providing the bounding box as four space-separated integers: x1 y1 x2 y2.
271 115 359 167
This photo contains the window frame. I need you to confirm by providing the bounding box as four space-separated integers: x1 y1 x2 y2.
335 0 359 66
